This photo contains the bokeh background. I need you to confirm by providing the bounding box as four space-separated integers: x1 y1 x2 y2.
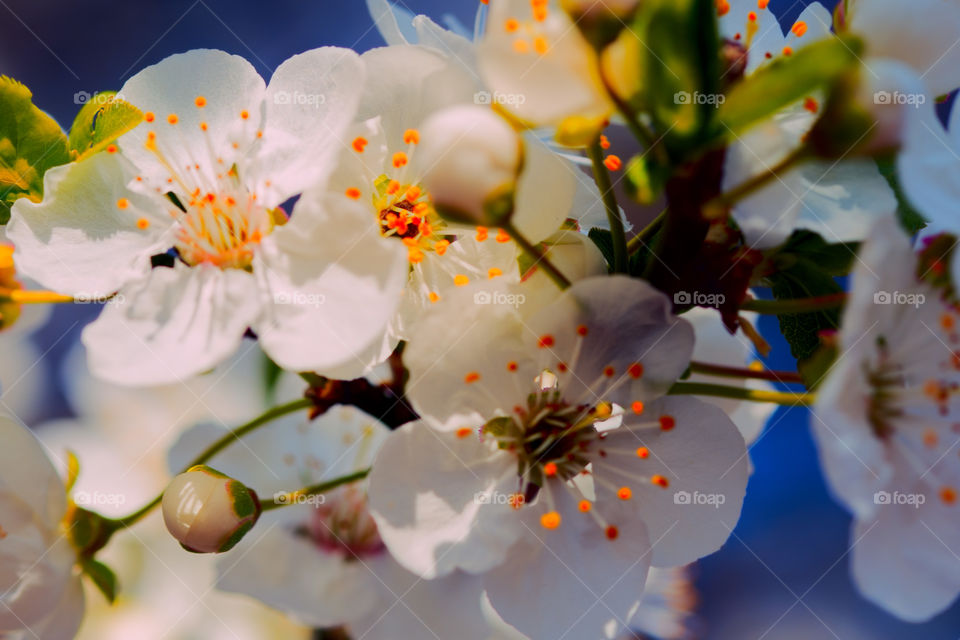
2 0 959 637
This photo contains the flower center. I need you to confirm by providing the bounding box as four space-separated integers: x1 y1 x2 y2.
303 485 384 559
372 174 449 264
173 187 276 269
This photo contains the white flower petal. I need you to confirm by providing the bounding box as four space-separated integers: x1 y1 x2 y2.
512 136 582 243
0 415 65 528
253 192 407 378
7 152 167 296
254 47 365 204
525 275 695 408
368 419 523 578
118 49 266 192
593 397 748 567
82 264 260 386
483 486 651 640
852 0 960 96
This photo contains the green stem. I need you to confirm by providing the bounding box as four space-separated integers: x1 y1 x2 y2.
703 146 811 219
689 361 804 384
109 398 313 529
668 381 814 406
586 140 628 273
261 469 370 512
741 293 847 315
627 208 668 253
504 222 571 290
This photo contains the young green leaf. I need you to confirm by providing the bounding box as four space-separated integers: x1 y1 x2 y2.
68 92 143 160
0 77 71 224
81 558 119 604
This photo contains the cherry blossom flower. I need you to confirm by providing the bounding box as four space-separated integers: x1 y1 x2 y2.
0 415 84 639
813 216 960 621
8 48 407 385
369 276 748 639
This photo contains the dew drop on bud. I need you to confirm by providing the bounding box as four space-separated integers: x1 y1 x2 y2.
161 465 261 554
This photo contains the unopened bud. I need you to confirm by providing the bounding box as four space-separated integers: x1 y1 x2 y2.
416 105 522 227
162 465 260 554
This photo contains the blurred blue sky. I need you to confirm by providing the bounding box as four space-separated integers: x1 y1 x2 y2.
2 0 959 637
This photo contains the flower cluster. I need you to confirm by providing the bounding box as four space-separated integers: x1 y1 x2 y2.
1 0 959 637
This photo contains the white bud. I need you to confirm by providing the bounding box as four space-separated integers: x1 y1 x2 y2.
162 465 261 553
416 105 521 225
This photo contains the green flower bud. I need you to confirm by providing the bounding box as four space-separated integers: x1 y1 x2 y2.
161 465 261 554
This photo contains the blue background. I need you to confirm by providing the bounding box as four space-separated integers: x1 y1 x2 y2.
2 0 959 637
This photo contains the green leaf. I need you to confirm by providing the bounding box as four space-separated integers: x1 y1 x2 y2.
0 77 71 224
716 35 864 138
81 558 118 604
587 227 615 272
875 154 927 235
773 230 860 277
769 262 842 361
629 0 720 159
68 92 143 161
624 153 669 205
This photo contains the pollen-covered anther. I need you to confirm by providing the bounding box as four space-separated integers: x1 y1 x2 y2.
496 229 511 243
617 486 633 501
659 415 676 431
454 274 470 286
538 334 555 348
576 324 589 337
194 96 207 108
941 487 957 505
116 198 130 210
106 144 118 154
488 267 503 279
507 361 519 372
604 155 622 171
628 363 644 379
543 462 558 477
476 226 489 242
636 446 650 459
144 111 155 123
605 525 619 540
651 475 669 488
464 371 481 384
352 137 368 153
791 20 807 36
136 218 150 230
505 18 519 32
403 129 420 144
716 0 731 16
631 401 644 415
167 114 178 125
240 110 250 120
578 500 592 512
603 366 616 377
393 152 408 168
803 97 819 113
540 511 561 529
533 37 549 55
456 427 473 439
345 188 362 199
